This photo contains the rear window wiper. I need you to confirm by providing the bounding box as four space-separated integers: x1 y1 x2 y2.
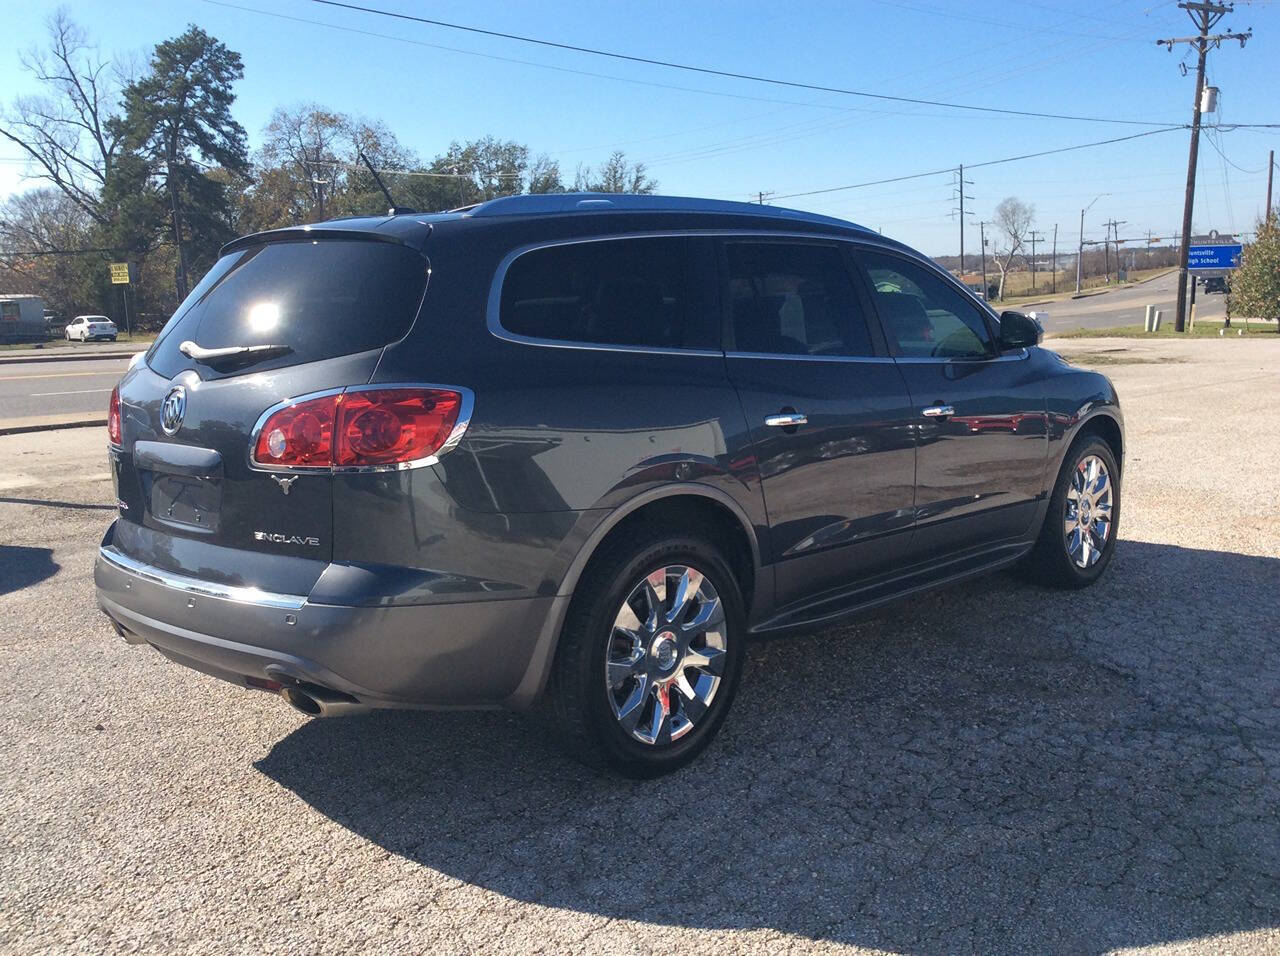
179 340 293 369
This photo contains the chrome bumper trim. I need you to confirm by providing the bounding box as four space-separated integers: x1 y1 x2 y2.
98 546 308 611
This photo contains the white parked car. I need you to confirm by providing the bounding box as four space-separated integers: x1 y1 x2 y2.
65 315 118 341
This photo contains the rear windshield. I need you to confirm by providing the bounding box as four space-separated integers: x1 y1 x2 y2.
148 239 428 379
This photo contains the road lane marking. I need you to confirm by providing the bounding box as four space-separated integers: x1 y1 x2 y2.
30 388 113 397
2 367 128 381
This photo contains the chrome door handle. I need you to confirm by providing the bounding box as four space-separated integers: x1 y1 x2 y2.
764 412 808 427
921 405 955 418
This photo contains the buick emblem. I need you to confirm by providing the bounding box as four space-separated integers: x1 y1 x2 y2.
160 385 187 436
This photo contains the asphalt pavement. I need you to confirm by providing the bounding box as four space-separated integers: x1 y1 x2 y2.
2 338 1278 953
1030 271 1227 333
0 356 130 424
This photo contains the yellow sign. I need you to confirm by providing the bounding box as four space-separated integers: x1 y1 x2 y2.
109 262 130 284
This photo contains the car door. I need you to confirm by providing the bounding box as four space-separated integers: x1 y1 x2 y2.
852 246 1048 558
721 237 917 608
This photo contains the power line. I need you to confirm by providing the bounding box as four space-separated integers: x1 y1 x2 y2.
770 127 1185 201
1202 128 1265 173
305 0 1189 128
866 0 1144 42
200 0 894 118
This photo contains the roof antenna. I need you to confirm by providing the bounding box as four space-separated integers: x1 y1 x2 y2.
359 149 417 215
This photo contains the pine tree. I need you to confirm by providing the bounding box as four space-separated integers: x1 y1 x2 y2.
114 26 249 299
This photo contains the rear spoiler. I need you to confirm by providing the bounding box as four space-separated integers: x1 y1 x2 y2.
220 222 432 257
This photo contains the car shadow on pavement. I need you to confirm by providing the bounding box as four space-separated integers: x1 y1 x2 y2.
0 545 60 596
0 495 118 512
256 540 1280 952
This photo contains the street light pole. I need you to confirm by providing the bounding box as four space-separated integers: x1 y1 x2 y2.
1076 194 1106 293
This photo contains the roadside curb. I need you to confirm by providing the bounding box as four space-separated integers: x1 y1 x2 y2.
0 418 106 437
1068 268 1177 301
0 349 140 366
1134 267 1177 285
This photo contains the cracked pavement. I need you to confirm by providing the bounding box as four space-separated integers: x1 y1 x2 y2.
2 337 1278 953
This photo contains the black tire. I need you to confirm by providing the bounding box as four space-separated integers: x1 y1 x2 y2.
1020 435 1120 589
547 527 747 778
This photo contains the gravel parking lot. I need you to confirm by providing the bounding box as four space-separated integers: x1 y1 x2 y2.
2 337 1278 954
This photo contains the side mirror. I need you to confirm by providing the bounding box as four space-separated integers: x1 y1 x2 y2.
999 310 1043 350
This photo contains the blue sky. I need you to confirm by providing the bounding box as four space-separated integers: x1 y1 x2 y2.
2 0 1277 256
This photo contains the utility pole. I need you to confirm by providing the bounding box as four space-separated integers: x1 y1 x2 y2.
1103 219 1126 284
1102 220 1113 282
1267 149 1275 220
953 165 974 275
1028 230 1043 292
1158 2 1252 332
977 220 989 299
1051 223 1059 294
757 190 775 205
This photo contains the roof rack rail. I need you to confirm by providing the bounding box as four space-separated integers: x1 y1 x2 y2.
464 192 869 231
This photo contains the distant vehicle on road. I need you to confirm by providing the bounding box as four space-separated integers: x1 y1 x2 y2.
1201 276 1228 294
65 315 118 341
96 193 1125 777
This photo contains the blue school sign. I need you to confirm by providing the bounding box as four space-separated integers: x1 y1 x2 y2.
1186 244 1243 270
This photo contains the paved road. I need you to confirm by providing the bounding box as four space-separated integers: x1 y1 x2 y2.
1034 272 1227 333
0 356 131 422
2 339 1278 953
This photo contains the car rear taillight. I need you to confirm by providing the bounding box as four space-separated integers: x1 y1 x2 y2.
253 393 335 469
335 388 463 467
108 386 122 446
253 387 466 471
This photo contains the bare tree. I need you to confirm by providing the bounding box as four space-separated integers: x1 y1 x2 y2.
526 153 564 194
991 196 1034 300
0 187 98 316
573 151 657 194
0 10 124 223
259 104 347 220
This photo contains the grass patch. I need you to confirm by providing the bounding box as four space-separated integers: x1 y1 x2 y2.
1056 352 1187 367
1052 319 1279 339
991 267 1175 306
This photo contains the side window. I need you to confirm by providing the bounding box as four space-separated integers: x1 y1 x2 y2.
859 251 994 358
499 237 691 349
726 242 874 357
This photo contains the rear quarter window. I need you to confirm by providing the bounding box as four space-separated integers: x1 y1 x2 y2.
498 236 710 350
148 239 429 379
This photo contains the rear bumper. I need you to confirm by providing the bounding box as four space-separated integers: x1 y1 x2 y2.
95 544 567 710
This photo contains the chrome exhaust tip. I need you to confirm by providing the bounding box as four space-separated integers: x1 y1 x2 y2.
280 686 323 717
279 683 365 718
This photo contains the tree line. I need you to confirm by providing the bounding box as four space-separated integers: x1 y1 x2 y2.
0 12 656 326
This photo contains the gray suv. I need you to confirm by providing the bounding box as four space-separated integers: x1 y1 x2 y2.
96 194 1123 776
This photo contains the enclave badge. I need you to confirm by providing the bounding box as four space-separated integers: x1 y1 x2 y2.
254 531 320 547
160 385 186 436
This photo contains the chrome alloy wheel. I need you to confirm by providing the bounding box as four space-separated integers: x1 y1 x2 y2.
1064 454 1113 569
605 565 727 746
